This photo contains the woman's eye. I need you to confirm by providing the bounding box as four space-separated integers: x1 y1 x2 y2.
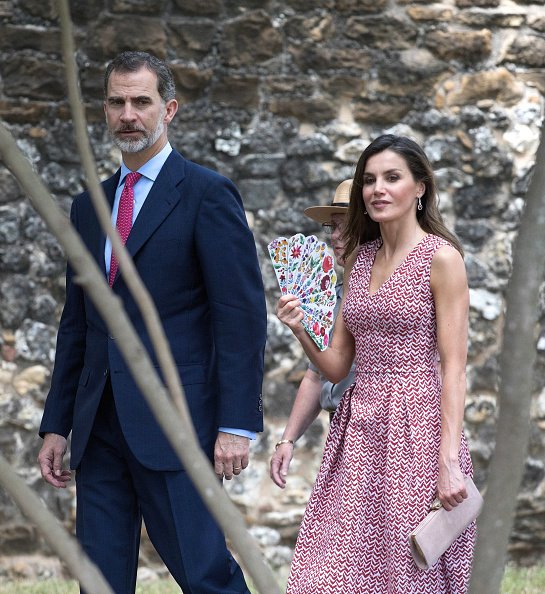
363 177 374 185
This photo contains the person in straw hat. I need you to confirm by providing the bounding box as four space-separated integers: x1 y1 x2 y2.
270 179 356 489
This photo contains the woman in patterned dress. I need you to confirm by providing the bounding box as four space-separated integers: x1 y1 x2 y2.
276 134 475 593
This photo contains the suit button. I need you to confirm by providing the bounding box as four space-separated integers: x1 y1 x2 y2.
103 369 109 377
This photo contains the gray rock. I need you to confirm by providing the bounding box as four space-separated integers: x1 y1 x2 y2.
453 184 507 218
465 254 491 287
460 106 487 128
0 276 34 329
15 319 57 363
29 292 57 324
0 168 22 204
238 179 282 211
0 208 21 244
285 134 334 158
468 356 499 393
424 135 463 168
0 245 30 273
280 160 330 193
237 154 285 178
455 219 494 249
470 288 503 321
405 109 460 131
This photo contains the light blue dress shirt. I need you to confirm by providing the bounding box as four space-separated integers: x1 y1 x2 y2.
105 142 254 441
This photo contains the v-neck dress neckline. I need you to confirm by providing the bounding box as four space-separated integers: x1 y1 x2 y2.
367 234 429 298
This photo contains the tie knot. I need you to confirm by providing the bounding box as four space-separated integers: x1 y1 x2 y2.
124 171 141 189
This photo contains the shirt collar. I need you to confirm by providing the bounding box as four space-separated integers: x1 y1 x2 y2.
118 142 173 187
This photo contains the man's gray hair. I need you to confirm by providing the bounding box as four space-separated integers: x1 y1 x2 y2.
104 51 176 102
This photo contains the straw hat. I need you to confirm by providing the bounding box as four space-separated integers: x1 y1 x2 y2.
304 179 353 224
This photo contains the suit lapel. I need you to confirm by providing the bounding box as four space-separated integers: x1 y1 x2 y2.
97 171 120 277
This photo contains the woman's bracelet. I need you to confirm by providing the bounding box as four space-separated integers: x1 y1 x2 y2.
275 439 294 450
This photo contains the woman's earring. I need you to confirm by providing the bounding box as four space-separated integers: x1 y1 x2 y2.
364 209 368 215
417 196 423 211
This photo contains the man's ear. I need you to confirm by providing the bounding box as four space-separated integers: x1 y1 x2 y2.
164 99 178 124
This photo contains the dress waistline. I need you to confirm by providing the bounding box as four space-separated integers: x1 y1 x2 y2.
355 365 437 375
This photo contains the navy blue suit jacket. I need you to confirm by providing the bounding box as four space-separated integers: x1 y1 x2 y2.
40 150 267 471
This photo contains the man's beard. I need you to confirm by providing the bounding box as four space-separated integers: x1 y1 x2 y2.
110 109 165 153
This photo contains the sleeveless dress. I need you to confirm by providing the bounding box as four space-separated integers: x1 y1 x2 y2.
286 234 475 594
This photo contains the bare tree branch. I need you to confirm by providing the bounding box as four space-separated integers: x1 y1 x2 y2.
0 454 114 594
469 119 545 593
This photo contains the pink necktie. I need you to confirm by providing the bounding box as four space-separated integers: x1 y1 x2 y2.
109 171 141 286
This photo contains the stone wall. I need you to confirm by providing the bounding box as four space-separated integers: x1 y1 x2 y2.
1 0 545 579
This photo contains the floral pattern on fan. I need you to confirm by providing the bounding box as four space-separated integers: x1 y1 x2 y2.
268 234 337 351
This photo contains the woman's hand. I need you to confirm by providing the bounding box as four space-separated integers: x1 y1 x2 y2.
437 461 468 511
270 442 294 489
276 294 304 334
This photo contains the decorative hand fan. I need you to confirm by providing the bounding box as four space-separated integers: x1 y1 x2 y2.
268 236 288 294
268 234 337 351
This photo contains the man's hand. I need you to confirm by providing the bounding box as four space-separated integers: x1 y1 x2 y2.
37 433 71 488
214 432 250 481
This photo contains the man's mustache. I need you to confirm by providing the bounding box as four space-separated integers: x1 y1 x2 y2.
114 125 146 134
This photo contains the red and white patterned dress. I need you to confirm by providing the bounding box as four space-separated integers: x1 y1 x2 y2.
286 234 475 594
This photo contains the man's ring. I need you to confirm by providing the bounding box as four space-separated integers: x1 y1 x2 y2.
234 466 242 471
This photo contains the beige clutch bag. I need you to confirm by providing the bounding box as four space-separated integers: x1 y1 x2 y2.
409 476 483 570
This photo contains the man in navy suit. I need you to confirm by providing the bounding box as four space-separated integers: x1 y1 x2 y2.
37 51 267 594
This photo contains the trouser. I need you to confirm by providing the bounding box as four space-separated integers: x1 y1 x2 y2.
75 382 250 594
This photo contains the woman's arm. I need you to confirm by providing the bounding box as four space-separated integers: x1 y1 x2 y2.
269 368 323 488
431 245 470 511
276 252 357 383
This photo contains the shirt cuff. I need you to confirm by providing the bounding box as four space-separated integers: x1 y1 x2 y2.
218 427 256 440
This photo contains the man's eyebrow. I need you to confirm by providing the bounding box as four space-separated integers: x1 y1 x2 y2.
106 95 152 102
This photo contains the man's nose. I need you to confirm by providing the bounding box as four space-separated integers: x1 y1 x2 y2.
120 103 136 121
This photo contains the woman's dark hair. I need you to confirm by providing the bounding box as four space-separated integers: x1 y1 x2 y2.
343 134 463 258
103 51 176 103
